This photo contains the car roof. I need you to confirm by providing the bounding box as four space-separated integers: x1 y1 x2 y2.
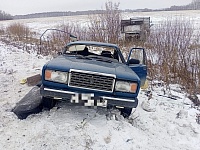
65 41 119 49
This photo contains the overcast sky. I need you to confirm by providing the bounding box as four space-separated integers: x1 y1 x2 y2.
0 0 192 15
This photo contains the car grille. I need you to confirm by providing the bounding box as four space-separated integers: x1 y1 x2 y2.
69 70 115 92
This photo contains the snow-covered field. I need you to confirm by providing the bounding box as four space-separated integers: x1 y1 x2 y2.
0 10 200 150
0 10 199 34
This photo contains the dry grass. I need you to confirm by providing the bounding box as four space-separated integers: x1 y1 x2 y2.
3 22 39 52
39 23 89 55
145 18 200 94
0 26 5 35
6 22 32 41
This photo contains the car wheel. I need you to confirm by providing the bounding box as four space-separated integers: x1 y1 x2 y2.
42 97 56 110
120 107 132 118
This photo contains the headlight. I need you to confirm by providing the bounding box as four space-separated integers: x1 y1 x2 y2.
115 81 138 93
45 70 68 83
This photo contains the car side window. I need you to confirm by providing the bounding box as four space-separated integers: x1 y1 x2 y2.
129 49 144 64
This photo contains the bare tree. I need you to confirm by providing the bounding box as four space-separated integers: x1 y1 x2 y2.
191 0 200 9
88 1 121 44
0 10 13 20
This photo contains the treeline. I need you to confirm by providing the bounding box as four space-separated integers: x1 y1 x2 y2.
165 0 200 11
0 10 13 20
14 10 104 19
125 0 200 12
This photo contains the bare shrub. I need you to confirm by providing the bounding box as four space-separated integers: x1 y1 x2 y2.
88 1 121 44
6 22 32 41
145 18 200 94
39 28 71 55
3 23 39 53
38 1 121 55
39 23 89 55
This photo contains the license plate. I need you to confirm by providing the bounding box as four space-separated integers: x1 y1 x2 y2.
71 93 107 107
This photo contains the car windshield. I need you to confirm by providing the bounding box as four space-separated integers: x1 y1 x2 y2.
64 44 121 62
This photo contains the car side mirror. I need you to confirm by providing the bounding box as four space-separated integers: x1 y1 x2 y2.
70 34 77 42
128 59 140 65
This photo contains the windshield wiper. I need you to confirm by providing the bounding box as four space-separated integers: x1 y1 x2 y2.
63 52 77 55
74 55 94 60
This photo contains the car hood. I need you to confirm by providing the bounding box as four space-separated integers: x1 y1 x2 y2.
45 55 140 81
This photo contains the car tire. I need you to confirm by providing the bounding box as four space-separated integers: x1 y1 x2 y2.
120 107 132 118
42 97 56 110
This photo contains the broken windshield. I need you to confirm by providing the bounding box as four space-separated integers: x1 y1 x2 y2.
64 44 121 62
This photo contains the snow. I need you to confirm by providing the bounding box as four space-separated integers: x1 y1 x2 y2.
0 41 200 150
0 10 200 149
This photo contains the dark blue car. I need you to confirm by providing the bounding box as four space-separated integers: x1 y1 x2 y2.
40 41 147 117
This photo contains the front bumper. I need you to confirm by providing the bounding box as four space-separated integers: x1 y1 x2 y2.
40 86 138 108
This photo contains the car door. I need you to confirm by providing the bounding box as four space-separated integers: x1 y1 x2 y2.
127 48 147 86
